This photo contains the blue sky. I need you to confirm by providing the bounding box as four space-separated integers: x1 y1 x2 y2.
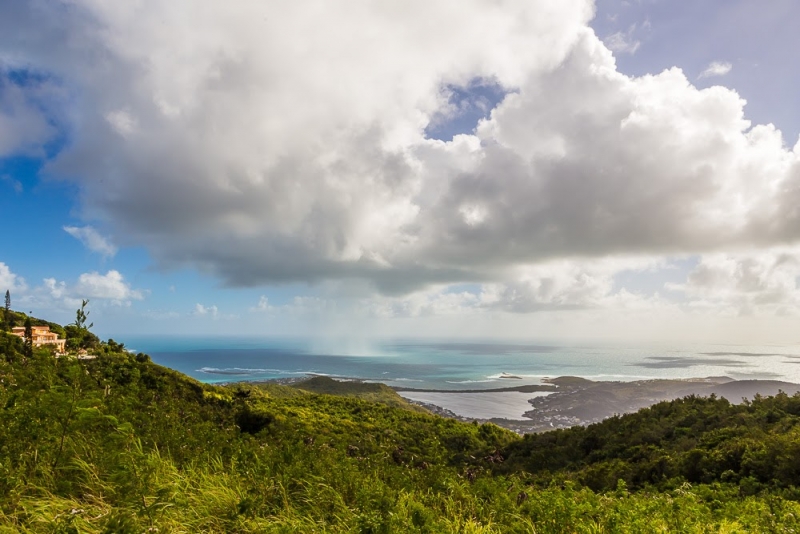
2 0 800 344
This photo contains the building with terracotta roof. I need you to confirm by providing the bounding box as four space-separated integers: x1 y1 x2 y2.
11 325 67 354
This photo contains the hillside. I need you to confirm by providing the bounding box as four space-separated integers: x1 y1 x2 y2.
289 375 428 412
519 376 800 431
2 320 800 531
501 392 800 497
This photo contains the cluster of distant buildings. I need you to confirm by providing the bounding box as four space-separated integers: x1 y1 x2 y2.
10 325 67 354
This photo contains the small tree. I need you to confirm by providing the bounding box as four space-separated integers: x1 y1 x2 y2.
3 290 10 332
23 316 33 358
66 299 99 351
75 299 93 331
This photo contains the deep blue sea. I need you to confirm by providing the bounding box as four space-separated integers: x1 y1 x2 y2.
124 336 800 391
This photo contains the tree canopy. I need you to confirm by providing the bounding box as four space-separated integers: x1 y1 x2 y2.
1 315 800 531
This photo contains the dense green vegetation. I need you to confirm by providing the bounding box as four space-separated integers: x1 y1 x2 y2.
2 316 800 531
288 375 428 412
499 391 800 499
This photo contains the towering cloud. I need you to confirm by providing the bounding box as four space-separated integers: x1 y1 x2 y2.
2 0 799 299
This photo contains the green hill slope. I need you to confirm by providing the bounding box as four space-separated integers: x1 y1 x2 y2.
289 375 427 411
500 391 800 497
2 321 800 532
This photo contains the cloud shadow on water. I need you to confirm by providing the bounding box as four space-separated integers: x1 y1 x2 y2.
635 356 750 369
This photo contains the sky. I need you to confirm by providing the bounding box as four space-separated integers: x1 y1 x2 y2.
1 0 800 344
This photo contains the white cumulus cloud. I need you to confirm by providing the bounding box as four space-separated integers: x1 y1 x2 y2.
699 61 733 79
25 270 144 310
194 303 219 318
604 27 641 54
1 0 799 308
74 271 143 303
0 262 27 293
667 248 800 316
249 296 273 313
63 225 117 257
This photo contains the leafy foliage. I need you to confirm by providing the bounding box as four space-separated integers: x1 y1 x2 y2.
1 317 800 531
65 300 99 351
290 375 428 411
499 392 800 497
2 290 11 332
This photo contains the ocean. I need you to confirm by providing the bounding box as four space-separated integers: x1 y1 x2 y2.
125 337 800 420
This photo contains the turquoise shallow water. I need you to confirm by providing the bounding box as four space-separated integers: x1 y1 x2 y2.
124 336 800 391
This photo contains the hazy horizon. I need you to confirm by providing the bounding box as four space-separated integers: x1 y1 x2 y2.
3 1 800 345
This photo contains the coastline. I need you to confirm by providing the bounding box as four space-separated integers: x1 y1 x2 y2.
223 373 800 435
397 375 800 434
393 383 556 394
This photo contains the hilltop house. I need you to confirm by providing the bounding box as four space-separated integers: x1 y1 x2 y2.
11 325 67 354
